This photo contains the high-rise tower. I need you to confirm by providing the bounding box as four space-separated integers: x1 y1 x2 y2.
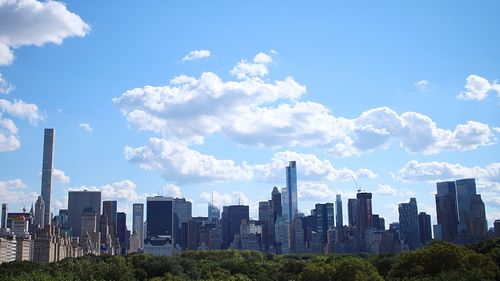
335 195 343 228
435 181 458 242
285 161 298 222
40 128 55 226
398 198 420 250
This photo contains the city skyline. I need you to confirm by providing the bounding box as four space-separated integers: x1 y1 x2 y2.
0 0 499 231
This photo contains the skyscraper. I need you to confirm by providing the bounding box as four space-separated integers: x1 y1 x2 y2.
221 205 249 248
68 190 101 237
435 181 458 242
117 212 128 254
40 128 55 226
418 212 432 245
468 194 487 242
398 198 420 250
315 203 334 244
456 178 476 235
34 196 45 228
146 196 174 239
335 195 343 228
132 203 144 249
208 204 220 223
356 192 373 252
348 198 357 227
1 203 7 229
102 201 118 236
173 198 192 248
258 201 270 249
268 186 282 250
285 161 298 222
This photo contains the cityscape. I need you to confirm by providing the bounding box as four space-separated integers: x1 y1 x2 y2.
0 0 499 279
0 128 497 263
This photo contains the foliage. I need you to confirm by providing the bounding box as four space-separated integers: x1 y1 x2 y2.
0 238 498 281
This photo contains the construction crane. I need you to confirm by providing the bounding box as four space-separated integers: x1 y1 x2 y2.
351 175 361 193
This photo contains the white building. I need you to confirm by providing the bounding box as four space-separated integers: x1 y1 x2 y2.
143 235 173 257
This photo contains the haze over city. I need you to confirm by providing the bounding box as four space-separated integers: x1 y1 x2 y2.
0 0 499 233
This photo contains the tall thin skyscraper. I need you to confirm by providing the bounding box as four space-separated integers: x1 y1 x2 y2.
335 195 343 228
1 203 7 229
40 128 55 226
398 198 420 250
347 198 358 227
356 192 373 252
117 212 128 254
315 203 334 244
132 203 144 249
285 161 298 222
435 181 458 242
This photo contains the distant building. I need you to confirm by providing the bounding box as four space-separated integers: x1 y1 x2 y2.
1 204 7 229
418 212 432 245
68 190 101 238
221 205 249 248
348 199 357 227
117 212 128 254
208 204 220 223
102 201 118 236
132 203 144 249
34 196 45 228
494 220 500 237
335 195 343 228
0 235 16 264
356 192 373 252
146 196 174 240
399 198 420 250
274 216 289 254
143 235 173 257
372 214 385 231
258 201 270 250
435 181 458 242
173 198 192 249
40 128 55 226
284 161 298 223
315 203 334 244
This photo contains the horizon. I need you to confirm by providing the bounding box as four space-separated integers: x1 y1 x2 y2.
0 0 499 231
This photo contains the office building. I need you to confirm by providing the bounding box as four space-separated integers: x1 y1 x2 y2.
132 203 144 249
435 181 458 242
208 203 220 223
173 198 192 248
102 201 117 236
399 198 420 250
335 195 343 228
274 216 289 254
418 212 432 245
34 196 45 228
68 190 101 238
348 198 357 227
356 192 373 252
258 201 270 249
117 212 127 254
372 214 385 231
315 203 334 244
40 128 55 226
146 196 174 239
221 205 249 248
468 194 487 242
1 204 7 229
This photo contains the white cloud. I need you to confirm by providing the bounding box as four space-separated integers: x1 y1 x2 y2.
397 160 500 183
78 122 93 132
52 168 70 184
114 53 495 158
0 178 37 204
69 179 143 202
163 184 182 198
376 184 397 196
0 0 90 65
0 113 19 152
0 99 45 125
252 150 377 183
0 74 14 94
200 190 250 209
124 138 253 183
457 74 500 101
298 182 355 202
414 80 430 93
230 51 274 79
182 49 210 61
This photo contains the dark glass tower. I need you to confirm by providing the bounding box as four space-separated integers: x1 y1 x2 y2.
221 205 249 248
418 212 432 245
40 128 54 226
348 198 357 227
335 195 343 228
146 196 173 239
68 190 101 237
398 198 420 250
435 181 458 242
315 203 334 244
102 201 118 236
285 161 298 222
356 192 373 251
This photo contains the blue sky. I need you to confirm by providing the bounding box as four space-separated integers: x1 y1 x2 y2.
0 0 499 229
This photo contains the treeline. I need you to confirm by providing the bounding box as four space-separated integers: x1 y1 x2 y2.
1 238 498 281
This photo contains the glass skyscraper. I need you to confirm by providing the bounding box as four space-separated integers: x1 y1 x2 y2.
398 198 420 250
40 128 54 226
335 194 343 228
68 190 101 237
146 196 173 239
132 203 144 248
435 181 458 242
285 161 298 222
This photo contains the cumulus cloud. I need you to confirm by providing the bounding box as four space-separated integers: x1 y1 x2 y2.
163 184 182 198
457 74 500 101
252 150 377 183
0 113 20 152
124 138 376 185
182 49 210 61
0 0 90 65
124 138 253 183
0 99 45 125
0 178 37 204
298 182 355 202
69 179 143 202
78 122 93 132
397 160 500 183
375 183 414 197
0 74 14 94
200 190 250 208
414 80 430 93
114 53 495 158
52 168 70 184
